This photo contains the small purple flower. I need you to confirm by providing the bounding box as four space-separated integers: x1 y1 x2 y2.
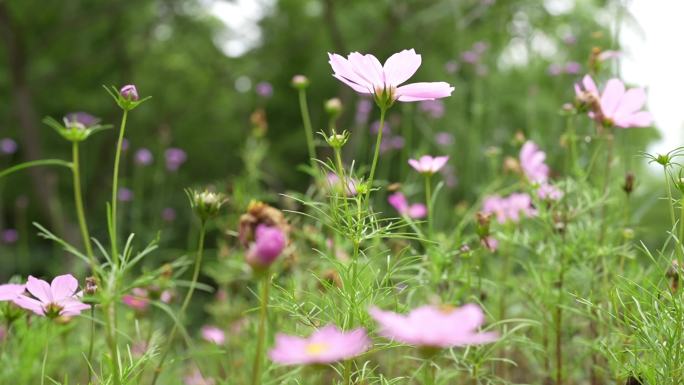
370 120 392 134
64 112 101 127
121 84 139 101
548 64 562 76
444 60 460 74
165 148 187 172
0 138 17 155
1 229 18 245
117 187 134 202
435 132 454 146
162 207 177 222
134 148 154 166
564 61 581 74
355 99 373 125
473 41 489 54
255 82 273 98
379 135 404 154
419 100 445 119
461 50 479 64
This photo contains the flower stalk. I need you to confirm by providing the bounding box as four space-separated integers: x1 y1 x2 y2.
251 272 271 385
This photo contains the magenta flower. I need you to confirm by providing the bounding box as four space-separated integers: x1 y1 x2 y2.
408 155 449 174
13 275 90 318
0 283 25 301
519 141 549 183
369 304 498 348
482 193 537 224
388 192 427 219
122 288 151 311
269 325 370 365
328 49 454 104
165 148 187 171
134 148 153 166
120 84 139 101
0 138 18 155
201 325 226 345
246 224 286 267
574 75 652 128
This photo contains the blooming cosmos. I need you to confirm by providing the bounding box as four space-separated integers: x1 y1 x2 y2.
0 283 25 301
201 325 226 345
482 193 537 224
369 304 498 348
246 224 286 267
574 75 652 128
408 155 449 175
388 192 427 219
269 325 370 365
519 141 549 183
13 275 90 317
328 49 454 105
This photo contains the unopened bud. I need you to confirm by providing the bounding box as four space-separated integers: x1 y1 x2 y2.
622 228 635 240
291 75 309 89
324 98 343 119
85 276 98 295
187 189 227 222
325 129 350 149
120 84 139 101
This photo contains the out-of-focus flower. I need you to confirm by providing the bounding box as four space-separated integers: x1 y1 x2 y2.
481 236 498 251
326 173 358 196
548 64 562 76
370 119 391 134
444 60 459 74
388 192 427 219
574 75 652 128
369 304 498 348
1 229 19 245
325 98 343 118
473 41 489 54
291 75 309 89
564 61 581 74
519 141 549 183
328 49 454 106
183 368 215 385
562 33 577 45
13 275 90 318
117 187 133 202
201 325 226 345
246 224 286 268
0 138 18 155
598 50 622 62
187 189 227 222
355 98 373 125
135 148 153 166
380 135 405 153
435 131 454 146
122 288 151 311
269 325 370 365
64 112 101 127
255 81 273 98
165 148 187 171
482 193 537 224
120 84 139 101
537 183 563 201
162 207 177 223
238 201 290 249
0 283 25 301
408 155 449 175
461 50 479 64
419 100 445 119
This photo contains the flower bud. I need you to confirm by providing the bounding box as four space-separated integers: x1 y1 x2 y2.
85 276 98 295
291 75 309 90
325 129 350 149
475 212 491 238
187 189 227 222
622 228 635 240
324 98 343 119
120 84 139 101
246 224 286 268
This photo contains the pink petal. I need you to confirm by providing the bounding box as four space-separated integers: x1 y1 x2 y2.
50 274 78 301
614 88 646 116
396 82 454 102
431 156 449 172
13 295 45 315
348 52 383 87
408 159 422 172
26 276 52 303
0 284 25 301
615 111 653 128
383 49 422 86
59 299 90 316
600 78 626 117
581 74 599 95
333 74 372 94
418 155 433 171
408 204 427 219
328 53 372 89
388 192 409 213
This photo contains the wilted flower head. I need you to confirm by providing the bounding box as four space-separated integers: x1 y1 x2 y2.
408 155 449 175
134 148 153 166
120 84 139 101
369 304 497 348
0 283 25 302
201 325 226 345
328 49 454 108
187 189 227 222
388 192 427 219
165 148 187 171
519 141 549 183
13 275 90 318
255 81 273 98
482 193 537 224
574 75 652 128
269 325 370 365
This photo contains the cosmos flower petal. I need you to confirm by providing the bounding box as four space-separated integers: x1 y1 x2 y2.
13 295 45 315
396 82 455 102
0 284 25 301
383 48 422 86
328 53 373 91
615 87 647 116
26 276 52 303
50 274 79 301
600 78 626 117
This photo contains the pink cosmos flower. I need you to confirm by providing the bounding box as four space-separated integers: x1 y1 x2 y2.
0 283 25 301
122 288 151 311
519 141 549 183
13 275 90 317
201 325 226 345
482 193 537 224
246 224 286 267
537 183 563 201
574 75 652 128
388 192 427 219
369 304 498 348
408 155 449 174
269 325 370 365
328 49 454 103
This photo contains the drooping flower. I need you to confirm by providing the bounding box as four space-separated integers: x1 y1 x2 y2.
574 75 652 128
165 148 187 171
201 325 226 345
246 224 286 267
482 193 537 224
120 84 139 101
519 141 549 183
328 49 454 106
0 284 25 301
388 192 427 219
408 155 449 175
134 148 153 166
13 275 90 318
369 304 498 348
269 325 370 365
0 138 18 155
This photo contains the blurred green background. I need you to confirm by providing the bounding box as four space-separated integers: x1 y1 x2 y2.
0 0 664 278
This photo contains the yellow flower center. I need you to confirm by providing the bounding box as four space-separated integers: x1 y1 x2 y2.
305 342 329 356
438 304 455 314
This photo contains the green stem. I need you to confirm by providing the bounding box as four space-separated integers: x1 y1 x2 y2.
87 306 95 385
555 246 565 385
72 142 95 272
423 360 436 385
105 300 121 385
251 273 271 385
110 109 129 266
150 221 207 385
0 159 72 179
679 197 684 261
343 360 352 385
367 107 386 190
298 89 316 171
41 326 50 385
425 174 433 236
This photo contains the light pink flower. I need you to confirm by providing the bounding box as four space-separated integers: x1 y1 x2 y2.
482 193 537 224
326 173 358 196
388 192 427 219
408 155 449 174
598 50 622 62
369 304 498 348
519 141 549 183
122 288 151 311
201 325 226 345
328 49 454 103
269 325 370 365
13 275 90 317
537 183 563 201
481 236 498 251
574 75 652 128
0 283 25 301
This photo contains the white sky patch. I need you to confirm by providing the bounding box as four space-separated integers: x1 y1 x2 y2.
621 0 684 155
207 0 273 57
